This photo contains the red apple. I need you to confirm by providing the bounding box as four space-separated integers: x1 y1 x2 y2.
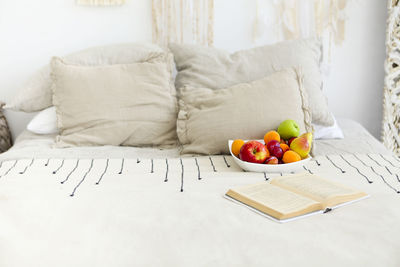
239 141 268 164
271 146 283 159
265 156 278 164
288 137 296 146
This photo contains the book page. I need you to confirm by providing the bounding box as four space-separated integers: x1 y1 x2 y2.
226 183 322 220
271 173 367 208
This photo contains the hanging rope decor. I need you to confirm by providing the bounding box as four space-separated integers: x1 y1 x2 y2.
0 102 12 153
254 0 349 44
152 0 214 47
253 0 351 70
76 0 126 6
382 0 400 155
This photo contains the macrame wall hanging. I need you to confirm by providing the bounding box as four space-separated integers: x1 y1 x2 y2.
152 0 214 47
253 0 350 70
382 0 400 155
0 102 12 153
76 0 126 6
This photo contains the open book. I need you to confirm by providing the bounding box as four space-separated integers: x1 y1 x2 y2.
225 173 368 223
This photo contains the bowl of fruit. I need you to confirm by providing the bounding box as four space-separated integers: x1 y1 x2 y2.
228 120 312 173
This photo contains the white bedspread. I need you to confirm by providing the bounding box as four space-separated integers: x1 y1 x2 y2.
0 119 398 267
0 118 390 161
0 154 399 267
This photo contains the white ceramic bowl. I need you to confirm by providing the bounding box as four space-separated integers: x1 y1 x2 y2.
228 140 311 173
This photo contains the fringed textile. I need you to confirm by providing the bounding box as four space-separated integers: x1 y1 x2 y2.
76 0 126 6
152 0 214 47
254 0 350 69
254 0 349 44
0 102 12 153
382 0 400 155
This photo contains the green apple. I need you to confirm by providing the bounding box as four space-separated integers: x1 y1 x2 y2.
277 119 300 140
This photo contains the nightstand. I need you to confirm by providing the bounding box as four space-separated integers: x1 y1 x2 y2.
0 102 12 153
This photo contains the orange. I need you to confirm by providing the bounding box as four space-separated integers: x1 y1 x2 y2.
280 143 290 153
264 131 280 145
282 150 301 163
231 139 245 157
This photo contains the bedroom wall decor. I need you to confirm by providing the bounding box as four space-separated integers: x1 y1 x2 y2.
254 0 348 44
151 0 214 47
382 0 400 155
0 102 12 153
76 0 126 6
253 0 350 69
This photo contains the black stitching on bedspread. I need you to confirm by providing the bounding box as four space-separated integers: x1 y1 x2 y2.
45 159 50 167
340 155 373 184
118 158 124 174
264 172 269 181
180 158 184 192
164 159 168 182
151 159 154 173
395 173 400 183
385 166 393 175
370 166 400 194
223 156 231 168
209 156 217 172
367 154 382 167
315 160 321 166
0 160 18 178
53 159 65 174
326 155 346 173
61 160 80 184
303 166 313 174
19 159 34 174
195 158 201 180
379 154 398 168
353 154 400 187
137 158 140 163
353 154 369 167
95 159 109 185
70 159 94 197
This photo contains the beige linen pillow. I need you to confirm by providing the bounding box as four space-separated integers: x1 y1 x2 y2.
51 57 177 148
170 38 333 126
6 43 173 112
178 68 312 155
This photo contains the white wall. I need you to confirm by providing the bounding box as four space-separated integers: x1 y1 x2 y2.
0 0 387 140
325 0 387 139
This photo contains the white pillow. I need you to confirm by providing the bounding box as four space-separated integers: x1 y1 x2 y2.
313 116 344 139
27 107 59 135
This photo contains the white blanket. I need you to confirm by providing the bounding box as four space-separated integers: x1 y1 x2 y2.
0 154 400 267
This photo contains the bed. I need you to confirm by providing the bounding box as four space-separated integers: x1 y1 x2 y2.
0 118 399 267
